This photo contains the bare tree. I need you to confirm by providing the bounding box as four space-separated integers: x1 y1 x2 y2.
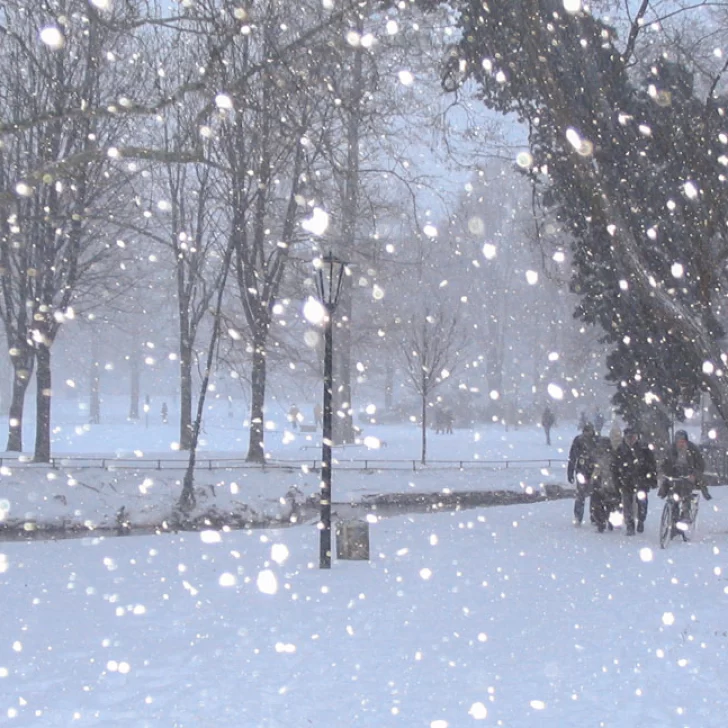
0 2 143 459
400 302 465 464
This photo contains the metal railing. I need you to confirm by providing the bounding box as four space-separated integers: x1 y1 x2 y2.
0 455 567 473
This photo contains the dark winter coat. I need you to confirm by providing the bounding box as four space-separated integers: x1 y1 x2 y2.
567 433 598 484
541 408 555 429
661 441 705 484
612 441 657 493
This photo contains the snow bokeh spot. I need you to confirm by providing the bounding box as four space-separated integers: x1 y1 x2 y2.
302 208 330 236
639 548 653 562
398 70 414 86
39 27 65 50
219 573 237 587
271 544 289 565
547 383 564 400
257 570 278 595
303 297 325 325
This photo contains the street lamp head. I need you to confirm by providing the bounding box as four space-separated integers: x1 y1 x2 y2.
314 251 347 309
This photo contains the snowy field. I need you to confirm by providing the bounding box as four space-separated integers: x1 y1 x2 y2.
1 489 727 726
0 396 582 530
1 398 726 726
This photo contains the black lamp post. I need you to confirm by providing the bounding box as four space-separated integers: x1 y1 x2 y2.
314 252 346 569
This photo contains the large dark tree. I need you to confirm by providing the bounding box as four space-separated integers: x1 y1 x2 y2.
438 0 728 435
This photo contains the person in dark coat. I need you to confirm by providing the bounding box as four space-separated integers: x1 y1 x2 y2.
586 436 619 532
541 406 556 445
288 404 301 430
594 408 605 436
611 427 657 535
659 429 711 505
443 407 454 434
567 422 599 525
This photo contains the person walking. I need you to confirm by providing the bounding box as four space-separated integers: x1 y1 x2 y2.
541 406 556 445
288 404 301 430
611 427 657 535
313 403 323 429
567 422 599 526
444 407 454 434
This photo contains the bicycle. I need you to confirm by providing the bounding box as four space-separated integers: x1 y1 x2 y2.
658 476 700 549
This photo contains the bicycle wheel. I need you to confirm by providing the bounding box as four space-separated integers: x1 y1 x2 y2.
659 500 674 549
685 494 700 541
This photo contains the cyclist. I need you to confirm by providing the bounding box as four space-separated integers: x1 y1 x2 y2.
567 422 599 525
612 427 657 535
659 430 711 515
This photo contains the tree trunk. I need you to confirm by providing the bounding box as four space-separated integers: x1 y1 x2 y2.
179 334 193 451
89 330 100 424
420 389 428 465
0 344 11 418
5 356 32 452
335 296 354 444
246 336 267 463
384 356 394 411
33 344 52 463
128 346 140 420
334 30 364 446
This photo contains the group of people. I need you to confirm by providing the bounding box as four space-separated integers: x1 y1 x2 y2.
567 423 711 536
433 405 455 434
287 403 323 430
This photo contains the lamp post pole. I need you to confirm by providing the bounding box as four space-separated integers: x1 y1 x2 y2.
320 300 334 568
315 252 346 569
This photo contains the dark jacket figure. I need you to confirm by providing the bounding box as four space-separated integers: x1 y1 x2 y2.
612 428 657 535
433 405 445 434
541 406 556 445
594 409 605 436
567 423 599 525
288 404 301 430
161 402 168 424
313 404 323 428
660 430 710 502
443 408 454 434
586 436 618 532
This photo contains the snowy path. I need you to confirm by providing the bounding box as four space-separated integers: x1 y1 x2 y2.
2 493 727 727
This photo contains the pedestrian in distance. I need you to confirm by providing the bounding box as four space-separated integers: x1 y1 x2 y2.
313 403 323 429
594 408 605 436
567 422 599 526
611 427 657 535
161 402 168 424
288 404 301 431
541 406 556 445
444 407 454 434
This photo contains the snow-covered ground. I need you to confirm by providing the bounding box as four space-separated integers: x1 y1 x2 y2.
0 397 580 531
1 482 727 726
2 399 724 726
